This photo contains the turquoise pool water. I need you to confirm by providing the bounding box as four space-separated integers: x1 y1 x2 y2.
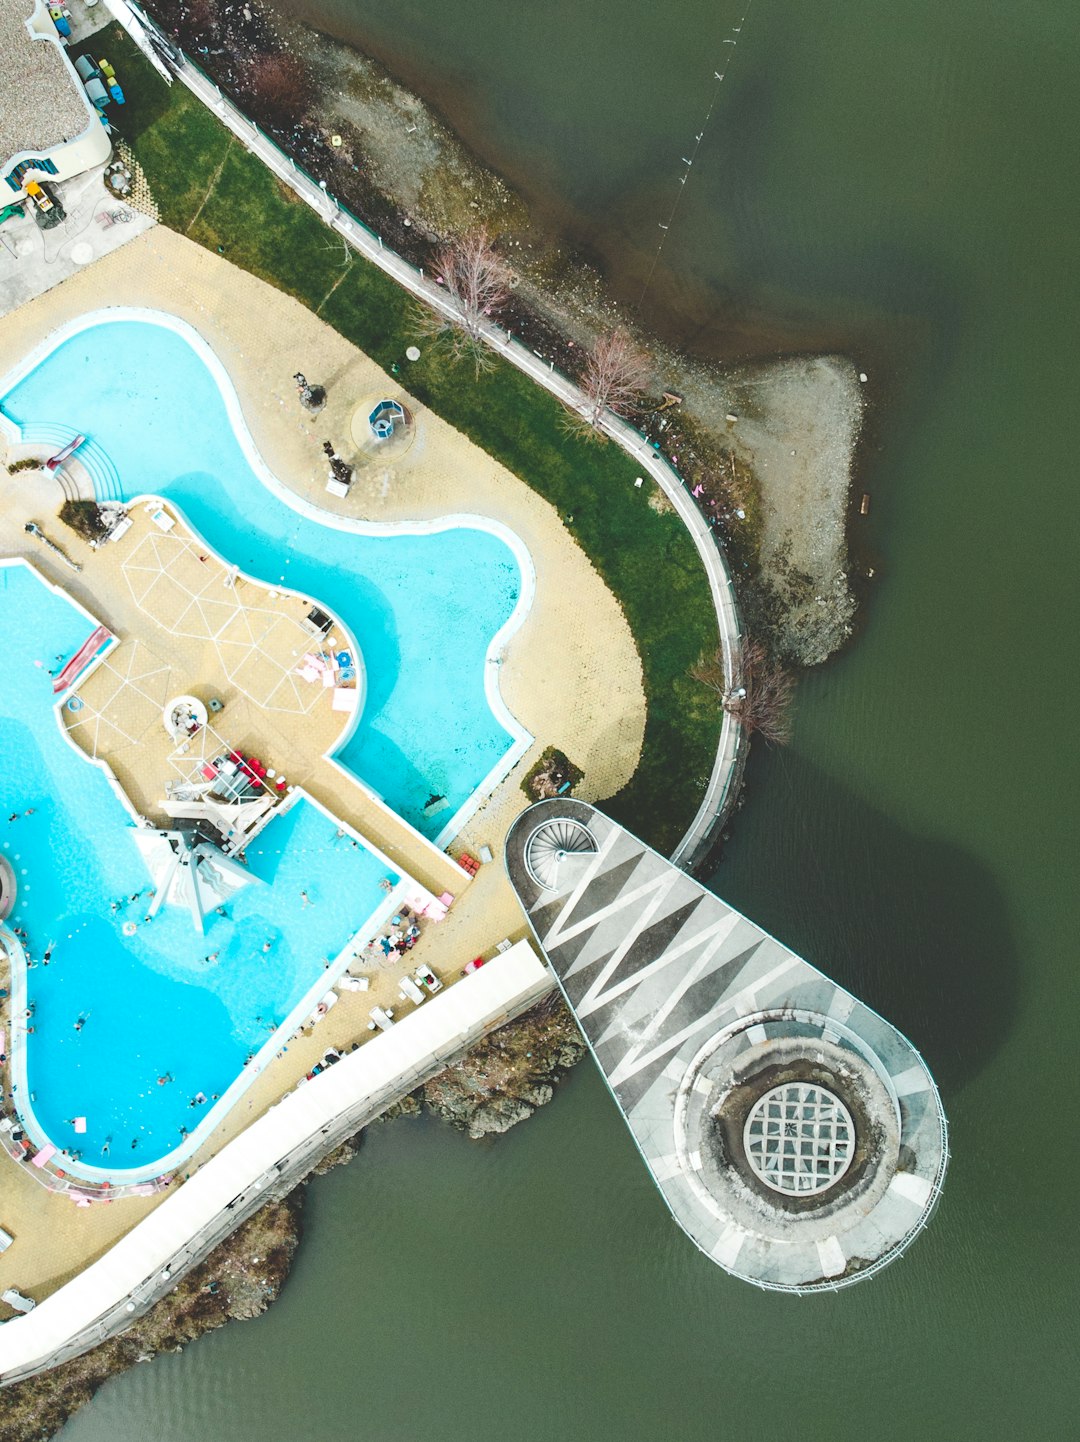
0 564 402 1182
0 313 529 840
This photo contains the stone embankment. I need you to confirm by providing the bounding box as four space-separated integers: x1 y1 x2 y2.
0 1197 302 1442
0 996 582 1441
138 0 863 669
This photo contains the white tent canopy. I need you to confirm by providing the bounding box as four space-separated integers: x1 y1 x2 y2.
132 829 259 934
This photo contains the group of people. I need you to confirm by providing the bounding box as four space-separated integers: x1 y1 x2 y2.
365 913 422 962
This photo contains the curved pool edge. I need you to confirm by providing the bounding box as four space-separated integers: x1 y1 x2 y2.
0 788 421 1189
0 304 537 841
0 558 440 1186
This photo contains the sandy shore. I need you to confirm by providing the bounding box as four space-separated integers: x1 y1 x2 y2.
268 7 865 666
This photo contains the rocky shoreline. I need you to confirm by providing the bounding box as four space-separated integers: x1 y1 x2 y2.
0 996 585 1442
141 0 867 669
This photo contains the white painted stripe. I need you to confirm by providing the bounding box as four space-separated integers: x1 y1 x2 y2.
577 911 740 1013
711 1224 745 1268
816 1235 846 1277
538 825 620 940
607 925 749 1086
827 990 855 1023
575 873 679 1015
888 1172 933 1208
548 865 669 949
891 1065 930 1097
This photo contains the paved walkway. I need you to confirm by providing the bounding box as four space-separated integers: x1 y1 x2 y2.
0 942 551 1383
507 802 948 1291
0 229 647 1304
111 0 743 868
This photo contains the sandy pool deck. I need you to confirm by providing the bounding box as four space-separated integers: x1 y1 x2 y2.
0 227 646 1305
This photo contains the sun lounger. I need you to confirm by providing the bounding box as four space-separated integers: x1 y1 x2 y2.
399 975 425 1005
332 687 358 712
415 965 442 994
31 1144 56 1168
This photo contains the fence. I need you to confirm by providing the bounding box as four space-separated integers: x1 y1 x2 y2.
106 0 746 870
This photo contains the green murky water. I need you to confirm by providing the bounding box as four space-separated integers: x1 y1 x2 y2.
60 1 1079 1437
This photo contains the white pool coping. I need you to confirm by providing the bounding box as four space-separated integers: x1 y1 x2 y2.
0 558 434 1186
0 305 537 850
0 941 552 1382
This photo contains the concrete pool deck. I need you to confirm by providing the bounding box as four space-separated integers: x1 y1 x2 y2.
0 230 646 1307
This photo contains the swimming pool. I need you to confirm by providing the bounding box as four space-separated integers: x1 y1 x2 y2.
0 563 410 1182
0 309 533 842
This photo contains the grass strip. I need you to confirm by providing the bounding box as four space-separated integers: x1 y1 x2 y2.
92 28 722 854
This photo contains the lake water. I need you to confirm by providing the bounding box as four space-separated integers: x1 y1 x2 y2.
58 0 1079 1436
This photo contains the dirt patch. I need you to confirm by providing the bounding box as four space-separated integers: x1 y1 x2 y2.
708 1057 884 1215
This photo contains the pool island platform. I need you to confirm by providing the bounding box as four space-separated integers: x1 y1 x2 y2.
0 229 649 1321
506 800 948 1290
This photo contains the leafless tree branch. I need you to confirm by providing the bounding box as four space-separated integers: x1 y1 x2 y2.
580 329 651 429
413 229 511 374
692 638 796 745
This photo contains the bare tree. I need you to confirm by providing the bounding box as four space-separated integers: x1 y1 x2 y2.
692 638 795 745
415 229 511 372
581 329 651 428
241 53 311 130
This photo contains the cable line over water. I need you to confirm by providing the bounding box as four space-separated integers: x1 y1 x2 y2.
636 0 758 312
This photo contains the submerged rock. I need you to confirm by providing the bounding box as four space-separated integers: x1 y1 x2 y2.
422 994 586 1137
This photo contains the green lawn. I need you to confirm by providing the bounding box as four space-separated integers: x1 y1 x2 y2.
92 28 722 854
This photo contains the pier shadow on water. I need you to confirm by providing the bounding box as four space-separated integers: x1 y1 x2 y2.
705 748 1019 1097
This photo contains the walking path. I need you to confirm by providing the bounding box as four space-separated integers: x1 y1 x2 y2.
0 941 551 1384
109 0 744 869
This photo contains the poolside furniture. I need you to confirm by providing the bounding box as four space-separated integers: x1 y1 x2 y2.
332 687 358 713
458 853 481 877
369 1006 395 1031
399 975 425 1006
336 975 369 992
31 1144 56 1168
438 891 455 907
368 400 406 441
2 1288 36 1314
0 1226 12 1253
463 956 485 975
303 606 333 636
495 938 514 954
479 845 494 865
149 507 175 532
414 965 442 995
310 990 339 1024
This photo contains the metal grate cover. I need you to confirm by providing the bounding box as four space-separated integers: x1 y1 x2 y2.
743 1083 854 1196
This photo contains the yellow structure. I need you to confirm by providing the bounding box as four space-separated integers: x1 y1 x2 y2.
1 1 112 202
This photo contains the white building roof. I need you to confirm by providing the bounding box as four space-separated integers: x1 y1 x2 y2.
0 1 93 171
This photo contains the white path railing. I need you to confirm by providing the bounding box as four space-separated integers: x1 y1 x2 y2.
106 1 745 869
0 942 552 1383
